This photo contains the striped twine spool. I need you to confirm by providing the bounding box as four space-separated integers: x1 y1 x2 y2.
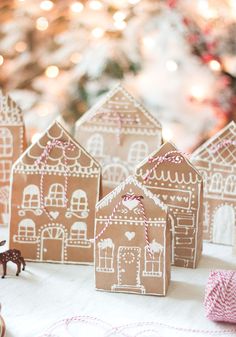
204 270 236 323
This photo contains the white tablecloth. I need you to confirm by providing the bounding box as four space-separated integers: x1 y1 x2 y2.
1 227 236 337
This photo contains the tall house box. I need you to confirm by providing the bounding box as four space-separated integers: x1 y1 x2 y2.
136 142 203 268
75 85 162 197
9 121 101 264
191 121 236 246
0 92 26 227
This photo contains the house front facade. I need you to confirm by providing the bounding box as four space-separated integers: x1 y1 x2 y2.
191 121 236 245
75 85 162 197
0 92 26 226
135 142 203 269
95 176 170 296
9 121 101 264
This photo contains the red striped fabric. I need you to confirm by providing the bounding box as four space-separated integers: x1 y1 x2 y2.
204 270 236 323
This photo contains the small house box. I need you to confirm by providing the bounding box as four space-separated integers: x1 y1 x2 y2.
191 121 236 246
9 121 101 264
135 142 203 269
95 176 170 296
0 92 26 226
75 85 162 197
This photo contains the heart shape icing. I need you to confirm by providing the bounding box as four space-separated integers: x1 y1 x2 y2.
122 199 139 210
49 211 59 219
125 231 135 241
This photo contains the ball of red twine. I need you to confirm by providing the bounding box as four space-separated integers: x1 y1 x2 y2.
204 270 236 323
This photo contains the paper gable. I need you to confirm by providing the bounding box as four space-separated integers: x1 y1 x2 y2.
135 142 203 269
191 121 236 246
0 92 26 227
9 121 101 264
95 175 170 296
75 84 162 197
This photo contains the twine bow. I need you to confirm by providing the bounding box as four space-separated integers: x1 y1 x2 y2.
94 193 153 257
211 139 236 154
35 139 75 221
144 150 185 181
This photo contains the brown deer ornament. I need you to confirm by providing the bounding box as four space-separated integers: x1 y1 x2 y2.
0 241 26 278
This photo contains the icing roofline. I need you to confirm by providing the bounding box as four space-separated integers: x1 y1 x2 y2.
191 121 236 160
76 84 162 129
96 175 167 211
135 141 203 179
12 120 101 171
0 90 24 125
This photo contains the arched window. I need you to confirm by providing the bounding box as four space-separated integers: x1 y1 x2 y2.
87 134 103 157
22 185 40 209
96 239 114 272
70 189 88 212
143 241 163 277
103 164 129 185
45 184 65 207
70 222 87 240
128 141 148 164
209 173 223 193
199 170 207 183
0 160 11 182
18 219 36 237
225 175 236 194
0 186 9 213
0 128 13 157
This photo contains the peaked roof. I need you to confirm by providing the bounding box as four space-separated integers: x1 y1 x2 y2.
96 175 167 211
13 121 101 172
191 121 236 166
135 142 202 184
76 84 161 131
0 91 24 125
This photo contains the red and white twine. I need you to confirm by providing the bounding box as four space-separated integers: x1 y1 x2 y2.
97 111 139 145
38 314 236 337
94 193 153 257
144 150 186 181
204 270 236 323
35 139 75 222
211 139 236 154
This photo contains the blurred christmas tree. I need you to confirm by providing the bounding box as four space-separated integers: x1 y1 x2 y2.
0 0 235 150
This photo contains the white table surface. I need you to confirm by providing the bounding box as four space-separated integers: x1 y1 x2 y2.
1 226 236 337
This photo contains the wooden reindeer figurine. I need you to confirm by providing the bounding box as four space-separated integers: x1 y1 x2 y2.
0 241 26 278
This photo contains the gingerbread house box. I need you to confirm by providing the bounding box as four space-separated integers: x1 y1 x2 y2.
191 121 236 246
135 142 203 269
95 175 170 296
0 92 26 227
75 85 162 197
9 121 101 264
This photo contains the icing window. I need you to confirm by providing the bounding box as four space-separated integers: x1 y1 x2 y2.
96 239 114 272
0 128 13 157
45 184 65 207
18 219 36 237
128 141 148 164
87 134 103 157
22 185 40 209
70 189 88 212
209 173 223 193
0 160 11 182
143 241 163 277
225 175 236 194
70 222 87 240
103 164 129 185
